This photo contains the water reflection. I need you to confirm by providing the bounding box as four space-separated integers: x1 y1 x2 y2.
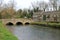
6 25 60 40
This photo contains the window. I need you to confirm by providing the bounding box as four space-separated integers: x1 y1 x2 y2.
53 15 57 21
43 15 46 20
47 15 50 18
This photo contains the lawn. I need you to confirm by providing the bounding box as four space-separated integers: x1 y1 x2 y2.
0 20 18 40
31 21 60 28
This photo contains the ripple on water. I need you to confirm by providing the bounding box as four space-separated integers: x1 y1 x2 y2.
6 25 60 40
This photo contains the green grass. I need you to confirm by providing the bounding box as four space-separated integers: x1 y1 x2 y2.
31 22 47 25
31 22 60 28
0 20 18 40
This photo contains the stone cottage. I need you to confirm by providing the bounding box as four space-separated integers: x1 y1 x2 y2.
33 10 60 22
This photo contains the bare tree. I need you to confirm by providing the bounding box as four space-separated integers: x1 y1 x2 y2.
0 0 3 19
38 1 48 11
0 0 3 9
31 1 48 12
8 0 16 9
1 0 16 18
7 0 16 18
49 0 59 11
1 3 11 18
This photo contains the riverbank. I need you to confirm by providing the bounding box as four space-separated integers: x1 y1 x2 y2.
0 21 18 40
31 22 60 29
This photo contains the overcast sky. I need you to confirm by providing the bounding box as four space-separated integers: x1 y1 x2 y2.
4 0 49 10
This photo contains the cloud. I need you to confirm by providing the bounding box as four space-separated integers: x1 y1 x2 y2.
4 0 49 10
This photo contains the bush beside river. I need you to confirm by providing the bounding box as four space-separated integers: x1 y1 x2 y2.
31 22 60 28
0 20 18 40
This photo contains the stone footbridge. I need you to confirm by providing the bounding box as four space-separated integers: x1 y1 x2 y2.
2 18 34 25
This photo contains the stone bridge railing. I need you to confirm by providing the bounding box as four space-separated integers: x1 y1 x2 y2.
2 18 34 25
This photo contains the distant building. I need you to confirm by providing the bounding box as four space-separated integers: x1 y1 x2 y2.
33 10 60 22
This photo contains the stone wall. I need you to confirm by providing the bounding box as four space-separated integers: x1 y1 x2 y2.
33 11 60 22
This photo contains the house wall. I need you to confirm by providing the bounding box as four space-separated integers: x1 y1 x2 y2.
33 11 60 22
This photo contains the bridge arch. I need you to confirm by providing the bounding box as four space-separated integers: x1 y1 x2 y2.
2 19 34 25
25 22 30 25
6 22 14 25
16 22 23 25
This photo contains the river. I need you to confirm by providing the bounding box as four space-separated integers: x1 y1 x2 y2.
6 25 60 40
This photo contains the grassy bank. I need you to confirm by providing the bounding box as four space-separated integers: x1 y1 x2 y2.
0 21 18 40
31 22 60 28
